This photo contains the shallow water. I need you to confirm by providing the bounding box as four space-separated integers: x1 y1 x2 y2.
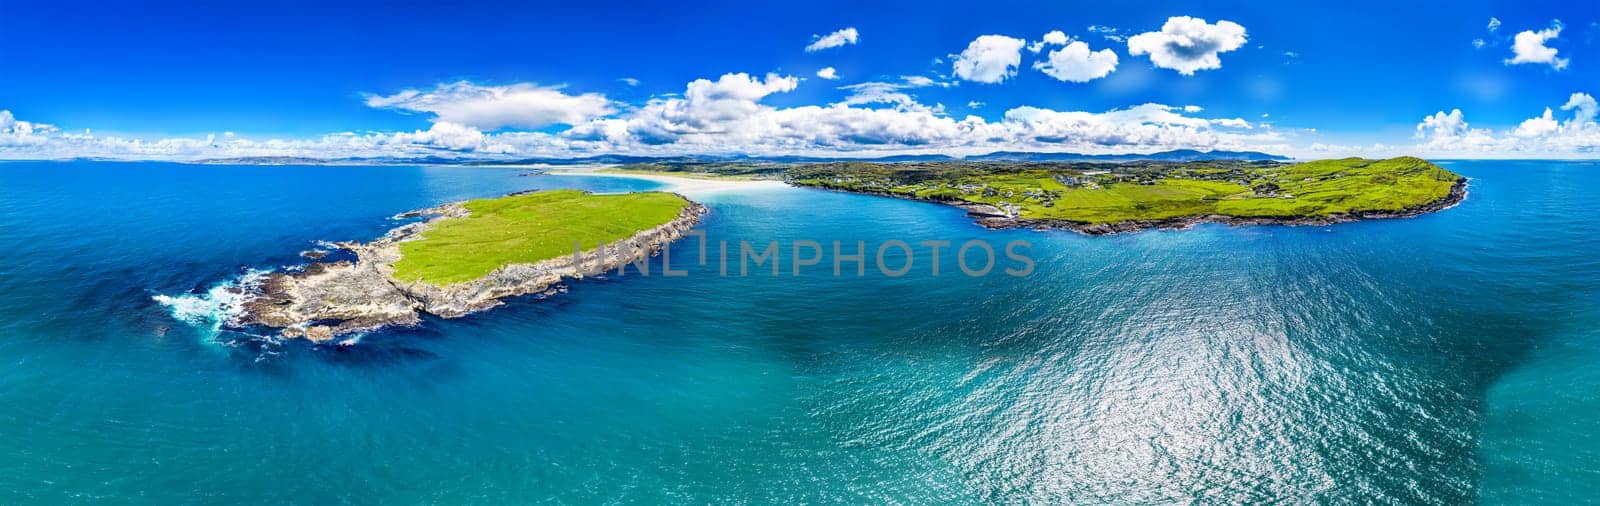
0 160 1595 502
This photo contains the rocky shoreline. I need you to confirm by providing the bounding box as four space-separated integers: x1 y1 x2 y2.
233 195 707 342
807 178 1467 236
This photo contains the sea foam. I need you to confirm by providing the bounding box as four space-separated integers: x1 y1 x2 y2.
152 270 268 332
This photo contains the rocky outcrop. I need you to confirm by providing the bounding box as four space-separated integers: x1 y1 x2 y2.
235 196 706 342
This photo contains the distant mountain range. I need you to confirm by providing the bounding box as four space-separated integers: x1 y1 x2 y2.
193 149 1290 166
961 149 1290 162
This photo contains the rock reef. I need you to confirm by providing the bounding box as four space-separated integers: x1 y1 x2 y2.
235 196 706 342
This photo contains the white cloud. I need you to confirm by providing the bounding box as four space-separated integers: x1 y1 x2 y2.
952 35 1027 83
564 72 801 146
364 81 615 130
1086 25 1125 42
1562 92 1598 125
1472 39 1486 49
1416 109 1470 139
1027 30 1069 53
1505 21 1569 70
998 104 1277 150
967 101 985 108
35 84 1600 161
832 76 954 110
1488 17 1502 32
1212 118 1253 128
0 110 58 147
816 67 839 80
1033 40 1119 83
1127 16 1248 75
1514 108 1559 137
0 109 517 159
391 121 494 151
1 76 1296 161
837 82 924 110
805 27 859 52
899 75 954 88
618 77 640 86
1414 93 1600 156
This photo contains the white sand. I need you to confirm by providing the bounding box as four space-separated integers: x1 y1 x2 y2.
547 168 789 197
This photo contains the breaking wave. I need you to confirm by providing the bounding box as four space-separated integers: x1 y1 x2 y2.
152 270 268 334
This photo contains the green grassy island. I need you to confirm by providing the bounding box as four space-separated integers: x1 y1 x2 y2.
392 189 693 285
783 156 1466 233
241 189 704 339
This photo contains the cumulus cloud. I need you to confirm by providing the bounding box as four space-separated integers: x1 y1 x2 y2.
1027 30 1070 53
999 104 1271 149
0 110 58 147
805 27 859 52
1127 16 1248 75
952 35 1027 83
1416 109 1470 139
1505 20 1568 70
0 73 1295 161
1514 108 1559 137
816 67 839 80
364 81 614 130
1414 93 1600 156
1487 17 1502 32
1562 92 1598 125
1033 40 1119 83
618 77 640 86
564 72 802 146
1183 105 1204 113
0 109 517 159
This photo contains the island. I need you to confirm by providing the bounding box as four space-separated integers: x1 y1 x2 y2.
605 156 1465 235
235 189 704 341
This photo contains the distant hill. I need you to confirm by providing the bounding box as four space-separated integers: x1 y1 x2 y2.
963 149 1289 162
192 149 1287 166
192 156 329 165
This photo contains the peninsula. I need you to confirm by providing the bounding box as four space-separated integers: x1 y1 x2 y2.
235 189 704 341
605 156 1464 234
785 157 1465 233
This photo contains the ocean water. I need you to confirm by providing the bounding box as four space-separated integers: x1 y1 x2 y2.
0 160 1596 503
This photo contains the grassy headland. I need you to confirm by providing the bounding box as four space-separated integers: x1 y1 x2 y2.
786 156 1464 227
391 189 692 285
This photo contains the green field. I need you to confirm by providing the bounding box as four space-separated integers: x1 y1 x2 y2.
789 157 1462 224
391 190 691 285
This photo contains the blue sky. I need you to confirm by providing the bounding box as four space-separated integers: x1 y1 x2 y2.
2 0 1597 159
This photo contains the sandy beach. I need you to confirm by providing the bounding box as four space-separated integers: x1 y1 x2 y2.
545 167 790 197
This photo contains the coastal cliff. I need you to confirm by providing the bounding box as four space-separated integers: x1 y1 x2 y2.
235 194 706 341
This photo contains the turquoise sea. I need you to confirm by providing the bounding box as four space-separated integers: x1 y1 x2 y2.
0 160 1596 503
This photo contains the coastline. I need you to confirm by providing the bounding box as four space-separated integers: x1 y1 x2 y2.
547 168 790 197
235 193 707 341
800 177 1469 235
